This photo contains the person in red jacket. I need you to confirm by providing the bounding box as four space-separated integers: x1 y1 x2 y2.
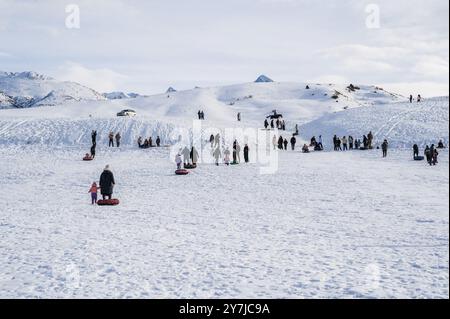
88 182 100 205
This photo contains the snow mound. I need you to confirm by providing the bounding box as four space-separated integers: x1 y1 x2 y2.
255 75 274 83
300 97 449 149
104 92 131 100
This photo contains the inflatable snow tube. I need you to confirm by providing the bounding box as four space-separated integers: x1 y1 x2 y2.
175 169 189 175
414 156 425 161
97 199 120 206
83 156 94 161
184 164 197 169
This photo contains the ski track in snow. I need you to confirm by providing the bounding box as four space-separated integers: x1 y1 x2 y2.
0 145 448 299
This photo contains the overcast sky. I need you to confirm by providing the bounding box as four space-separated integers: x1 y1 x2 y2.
0 0 448 96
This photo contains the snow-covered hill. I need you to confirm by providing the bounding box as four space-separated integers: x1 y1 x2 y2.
0 71 106 108
0 76 415 146
300 97 449 149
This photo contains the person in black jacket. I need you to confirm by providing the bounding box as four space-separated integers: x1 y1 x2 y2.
156 136 161 147
90 143 96 159
99 165 115 200
290 136 297 150
244 144 249 163
413 144 419 159
382 139 388 158
91 130 97 145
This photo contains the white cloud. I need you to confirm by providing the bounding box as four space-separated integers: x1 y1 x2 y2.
55 63 128 93
0 0 448 96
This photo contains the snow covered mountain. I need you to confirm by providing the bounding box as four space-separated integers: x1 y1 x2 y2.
300 97 449 148
0 71 106 108
103 92 142 100
255 75 274 83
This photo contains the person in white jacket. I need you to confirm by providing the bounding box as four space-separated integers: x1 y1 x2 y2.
272 135 277 150
175 152 182 169
224 147 231 165
213 146 221 166
182 146 191 165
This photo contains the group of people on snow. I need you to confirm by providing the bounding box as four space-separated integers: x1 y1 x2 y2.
137 136 161 149
409 94 422 103
332 132 374 151
264 118 286 131
414 140 445 166
197 110 205 120
88 165 116 205
108 131 122 148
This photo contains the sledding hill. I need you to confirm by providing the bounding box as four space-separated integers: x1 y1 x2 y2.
0 71 106 108
300 97 449 149
0 73 408 146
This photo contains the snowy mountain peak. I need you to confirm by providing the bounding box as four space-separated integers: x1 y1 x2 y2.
0 70 105 109
0 71 53 81
255 75 274 83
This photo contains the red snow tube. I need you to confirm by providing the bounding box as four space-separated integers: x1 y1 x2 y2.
83 156 94 161
97 199 120 206
175 169 189 175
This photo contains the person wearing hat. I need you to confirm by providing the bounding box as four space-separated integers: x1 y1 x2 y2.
99 165 115 200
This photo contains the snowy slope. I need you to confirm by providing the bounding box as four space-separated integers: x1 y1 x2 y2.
0 81 406 146
0 145 447 298
300 97 449 149
0 71 106 108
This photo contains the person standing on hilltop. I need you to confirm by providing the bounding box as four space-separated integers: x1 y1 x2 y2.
115 132 121 148
382 139 389 158
108 132 114 147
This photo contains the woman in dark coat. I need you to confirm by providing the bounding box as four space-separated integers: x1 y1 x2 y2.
99 165 115 200
244 144 249 163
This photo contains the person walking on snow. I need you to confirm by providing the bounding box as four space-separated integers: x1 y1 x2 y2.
190 146 199 165
425 145 432 164
264 119 269 130
417 95 422 103
270 119 274 129
209 134 215 148
368 131 374 149
342 136 348 151
278 136 284 150
410 95 413 103
224 147 231 165
382 139 389 158
432 147 439 166
182 146 191 165
272 135 277 151
244 144 249 163
348 136 354 150
91 130 97 145
156 136 161 147
88 182 100 205
283 138 288 150
213 146 222 166
290 136 297 150
90 143 96 159
214 133 220 148
236 142 241 163
175 152 182 169
115 132 121 148
108 132 114 147
413 144 419 159
99 165 115 200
